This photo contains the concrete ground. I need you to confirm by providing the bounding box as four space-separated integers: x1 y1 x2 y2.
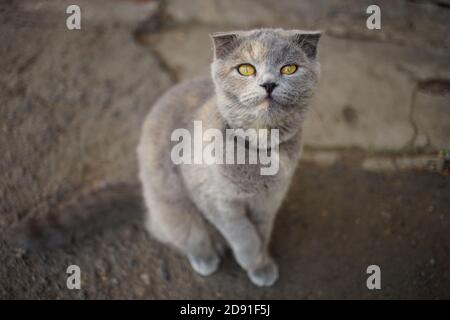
0 0 449 299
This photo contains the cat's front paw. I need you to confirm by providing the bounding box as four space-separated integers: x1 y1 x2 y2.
247 259 279 287
188 252 221 277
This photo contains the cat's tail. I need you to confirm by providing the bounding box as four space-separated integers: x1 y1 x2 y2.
5 182 144 251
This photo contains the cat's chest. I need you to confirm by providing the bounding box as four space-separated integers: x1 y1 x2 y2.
216 150 295 197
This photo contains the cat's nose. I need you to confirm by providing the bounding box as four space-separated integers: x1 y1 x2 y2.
260 82 278 95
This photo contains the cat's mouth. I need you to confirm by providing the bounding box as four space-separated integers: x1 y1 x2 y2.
258 93 275 102
264 95 281 106
256 96 280 109
241 94 279 108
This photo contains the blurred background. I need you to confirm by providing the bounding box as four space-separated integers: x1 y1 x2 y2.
0 0 449 299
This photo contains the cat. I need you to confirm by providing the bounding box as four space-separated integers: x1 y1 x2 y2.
137 28 321 287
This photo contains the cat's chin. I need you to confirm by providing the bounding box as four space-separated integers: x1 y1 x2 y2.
256 99 271 109
256 96 281 108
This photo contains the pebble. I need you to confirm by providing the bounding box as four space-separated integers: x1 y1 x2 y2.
14 248 26 259
160 261 171 282
381 210 392 221
140 273 150 286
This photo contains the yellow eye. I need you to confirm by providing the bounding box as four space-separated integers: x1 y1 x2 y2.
237 64 256 76
280 64 298 75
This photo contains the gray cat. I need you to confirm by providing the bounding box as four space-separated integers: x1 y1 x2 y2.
137 28 321 286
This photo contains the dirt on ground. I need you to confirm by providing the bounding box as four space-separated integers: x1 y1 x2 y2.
1 162 449 299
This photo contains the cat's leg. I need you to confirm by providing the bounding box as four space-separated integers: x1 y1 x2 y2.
248 186 288 249
203 199 278 287
143 190 221 276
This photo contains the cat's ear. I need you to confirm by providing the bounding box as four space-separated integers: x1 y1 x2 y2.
290 31 321 59
211 32 240 59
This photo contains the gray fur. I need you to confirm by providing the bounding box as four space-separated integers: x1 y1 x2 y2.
137 28 321 286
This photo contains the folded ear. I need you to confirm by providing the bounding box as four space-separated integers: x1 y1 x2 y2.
211 32 240 59
290 31 321 59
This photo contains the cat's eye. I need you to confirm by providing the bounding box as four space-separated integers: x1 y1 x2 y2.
280 64 298 75
237 64 256 76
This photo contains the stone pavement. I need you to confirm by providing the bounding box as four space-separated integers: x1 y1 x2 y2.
0 0 449 299
142 0 450 166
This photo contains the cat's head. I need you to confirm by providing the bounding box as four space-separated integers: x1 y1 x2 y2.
211 29 321 142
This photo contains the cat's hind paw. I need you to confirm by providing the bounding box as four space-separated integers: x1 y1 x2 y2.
247 259 279 287
188 252 221 277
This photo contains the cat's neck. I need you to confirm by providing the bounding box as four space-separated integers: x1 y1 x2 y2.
214 94 304 147
193 95 303 151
